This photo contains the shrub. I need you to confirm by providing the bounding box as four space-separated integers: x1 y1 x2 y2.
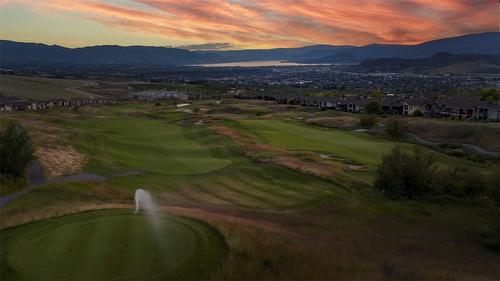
365 101 383 115
359 115 377 129
374 146 436 199
478 88 500 101
0 122 34 180
434 169 486 198
385 117 406 139
412 110 423 117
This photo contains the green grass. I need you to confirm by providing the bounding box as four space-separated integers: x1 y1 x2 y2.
22 105 343 209
69 116 231 176
0 210 226 281
2 102 500 281
238 119 397 165
0 74 88 100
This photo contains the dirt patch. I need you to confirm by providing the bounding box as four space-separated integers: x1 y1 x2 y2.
35 145 87 178
306 116 360 129
262 156 338 179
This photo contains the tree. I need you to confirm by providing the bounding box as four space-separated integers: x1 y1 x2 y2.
479 88 499 102
374 146 436 199
0 122 34 179
359 115 377 129
371 90 384 101
385 117 406 139
365 101 383 115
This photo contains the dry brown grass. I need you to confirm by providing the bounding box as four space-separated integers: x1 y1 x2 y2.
165 204 500 281
35 145 87 178
0 203 132 230
306 116 360 129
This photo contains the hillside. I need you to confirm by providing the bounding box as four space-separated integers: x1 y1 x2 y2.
1 32 499 66
295 32 500 63
352 52 500 74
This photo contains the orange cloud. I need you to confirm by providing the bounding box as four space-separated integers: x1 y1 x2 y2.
3 0 498 48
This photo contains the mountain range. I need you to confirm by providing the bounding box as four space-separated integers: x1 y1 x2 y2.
352 52 500 74
0 32 499 67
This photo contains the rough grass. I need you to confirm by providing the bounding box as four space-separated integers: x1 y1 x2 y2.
0 74 89 100
406 118 500 153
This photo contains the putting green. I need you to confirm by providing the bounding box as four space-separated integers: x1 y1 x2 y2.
0 210 227 281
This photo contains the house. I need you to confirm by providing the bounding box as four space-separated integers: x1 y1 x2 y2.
338 96 367 113
381 96 405 115
403 98 428 116
435 97 479 120
474 101 500 121
319 96 339 109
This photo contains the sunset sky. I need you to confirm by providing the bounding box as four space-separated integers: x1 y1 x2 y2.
0 0 498 50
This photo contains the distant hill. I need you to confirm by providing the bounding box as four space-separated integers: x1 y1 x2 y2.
294 32 500 63
0 40 203 66
1 32 499 67
352 52 500 74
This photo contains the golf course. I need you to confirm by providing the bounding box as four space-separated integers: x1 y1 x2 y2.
1 98 500 281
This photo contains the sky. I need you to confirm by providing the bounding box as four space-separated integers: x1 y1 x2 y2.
0 0 498 50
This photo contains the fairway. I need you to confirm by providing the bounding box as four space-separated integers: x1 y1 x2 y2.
71 116 232 176
239 120 397 165
0 74 89 100
0 210 227 281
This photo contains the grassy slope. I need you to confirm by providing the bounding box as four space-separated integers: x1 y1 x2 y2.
1 104 344 210
1 210 226 281
69 116 232 176
0 75 88 100
239 119 396 165
237 119 495 173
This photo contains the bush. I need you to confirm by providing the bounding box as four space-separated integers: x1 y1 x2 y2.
359 115 377 129
434 168 486 198
385 117 406 139
0 122 34 180
374 146 436 199
412 110 423 117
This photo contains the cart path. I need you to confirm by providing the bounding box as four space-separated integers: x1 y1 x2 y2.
406 133 499 158
0 160 106 208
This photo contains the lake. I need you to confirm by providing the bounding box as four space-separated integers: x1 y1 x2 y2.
192 60 333 67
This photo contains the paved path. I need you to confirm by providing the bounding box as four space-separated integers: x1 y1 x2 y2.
0 161 106 208
406 133 499 158
0 160 45 208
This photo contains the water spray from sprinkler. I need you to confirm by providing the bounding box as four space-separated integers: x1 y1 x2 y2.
134 189 157 213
